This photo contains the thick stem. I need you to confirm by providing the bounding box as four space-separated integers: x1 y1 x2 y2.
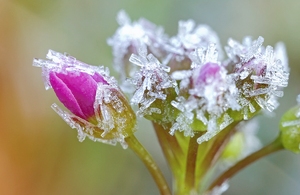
125 135 171 195
207 136 284 192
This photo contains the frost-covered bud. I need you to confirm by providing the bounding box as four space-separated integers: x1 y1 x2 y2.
226 37 289 120
33 50 136 148
108 10 167 92
170 46 240 142
279 101 300 153
129 46 179 125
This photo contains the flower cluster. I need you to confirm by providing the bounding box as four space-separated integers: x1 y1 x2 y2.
109 11 289 144
35 10 297 195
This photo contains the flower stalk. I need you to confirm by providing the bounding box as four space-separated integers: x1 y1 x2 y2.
207 136 284 192
125 135 172 195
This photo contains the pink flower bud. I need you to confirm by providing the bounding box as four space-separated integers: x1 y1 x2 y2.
33 50 136 147
49 70 108 121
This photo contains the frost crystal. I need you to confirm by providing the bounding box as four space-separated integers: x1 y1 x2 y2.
170 46 239 139
227 37 289 115
129 46 178 119
108 10 167 92
167 20 222 59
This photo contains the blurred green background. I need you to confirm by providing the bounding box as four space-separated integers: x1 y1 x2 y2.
1 0 300 194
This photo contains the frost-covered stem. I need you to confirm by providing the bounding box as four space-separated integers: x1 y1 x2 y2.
207 136 284 192
125 135 171 195
184 135 199 192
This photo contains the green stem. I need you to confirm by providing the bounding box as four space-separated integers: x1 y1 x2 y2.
207 136 284 192
125 135 171 195
153 123 184 173
184 135 199 191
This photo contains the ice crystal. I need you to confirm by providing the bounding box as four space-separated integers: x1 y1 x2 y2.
108 10 167 92
167 20 222 59
170 46 239 139
227 37 289 115
52 103 128 148
129 46 178 119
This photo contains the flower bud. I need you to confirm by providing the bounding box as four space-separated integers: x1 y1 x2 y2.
129 47 179 125
33 50 136 148
108 10 167 92
279 105 300 153
226 37 289 119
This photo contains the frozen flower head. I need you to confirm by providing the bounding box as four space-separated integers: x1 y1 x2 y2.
170 45 239 141
108 10 167 92
226 37 289 117
33 50 136 148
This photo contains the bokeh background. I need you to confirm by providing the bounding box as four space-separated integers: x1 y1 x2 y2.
1 0 300 194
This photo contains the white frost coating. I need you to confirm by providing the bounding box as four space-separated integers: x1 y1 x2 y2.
107 10 167 93
170 111 194 137
170 44 241 140
226 36 264 63
167 20 223 60
189 44 219 68
33 50 114 90
197 114 233 144
52 103 128 149
129 48 178 118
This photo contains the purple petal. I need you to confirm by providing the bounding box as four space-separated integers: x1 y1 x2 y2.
49 72 86 119
92 72 108 84
195 62 220 85
50 71 103 120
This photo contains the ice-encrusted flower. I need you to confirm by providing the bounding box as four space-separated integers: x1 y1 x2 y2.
226 37 289 117
170 45 239 141
33 50 136 148
108 10 167 92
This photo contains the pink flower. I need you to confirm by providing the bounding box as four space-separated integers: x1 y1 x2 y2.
33 50 136 147
49 71 108 121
